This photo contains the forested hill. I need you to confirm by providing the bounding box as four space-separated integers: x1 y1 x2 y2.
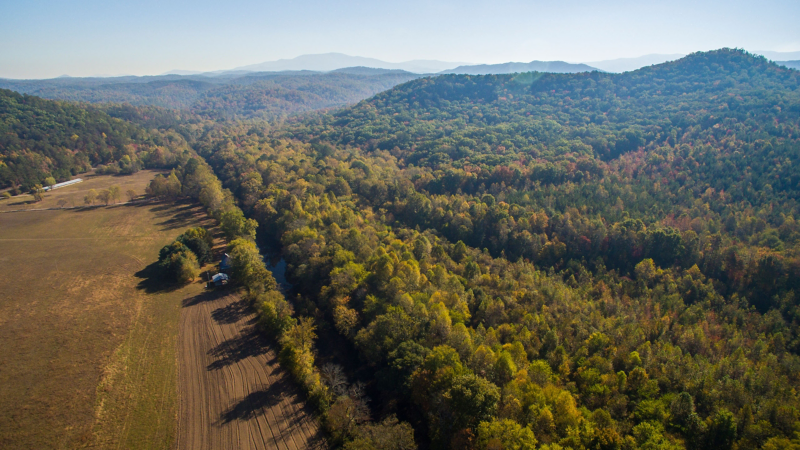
0 70 423 120
0 89 191 189
283 48 800 313
291 48 799 166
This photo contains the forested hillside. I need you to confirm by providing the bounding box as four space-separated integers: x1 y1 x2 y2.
286 49 800 311
0 70 422 120
0 89 192 189
188 49 800 449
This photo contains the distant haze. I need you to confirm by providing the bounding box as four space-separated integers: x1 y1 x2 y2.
586 54 686 73
1 0 798 79
441 61 598 75
234 53 468 74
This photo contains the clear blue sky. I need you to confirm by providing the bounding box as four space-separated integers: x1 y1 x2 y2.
2 0 799 79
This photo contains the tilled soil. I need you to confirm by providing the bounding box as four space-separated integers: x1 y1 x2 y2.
177 291 325 450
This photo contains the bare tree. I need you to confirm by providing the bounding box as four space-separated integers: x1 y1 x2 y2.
321 364 348 396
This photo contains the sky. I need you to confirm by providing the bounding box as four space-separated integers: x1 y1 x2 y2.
1 0 799 79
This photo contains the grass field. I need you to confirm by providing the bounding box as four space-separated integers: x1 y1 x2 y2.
0 170 214 449
0 170 155 212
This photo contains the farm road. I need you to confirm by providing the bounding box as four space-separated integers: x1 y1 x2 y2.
177 290 325 450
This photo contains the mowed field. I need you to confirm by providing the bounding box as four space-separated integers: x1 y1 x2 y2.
0 171 209 449
0 170 323 449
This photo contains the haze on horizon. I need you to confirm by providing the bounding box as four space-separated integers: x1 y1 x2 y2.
1 0 799 79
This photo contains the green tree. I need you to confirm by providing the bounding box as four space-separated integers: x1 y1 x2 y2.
175 252 200 283
32 184 44 202
85 188 97 205
442 373 500 437
221 209 257 240
705 409 737 450
476 419 537 450
98 189 111 205
165 170 182 198
229 238 277 293
109 185 121 203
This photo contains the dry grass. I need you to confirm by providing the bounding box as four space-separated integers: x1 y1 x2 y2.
0 170 214 449
0 170 160 212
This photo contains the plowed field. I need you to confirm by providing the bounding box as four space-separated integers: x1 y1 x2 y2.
177 291 325 450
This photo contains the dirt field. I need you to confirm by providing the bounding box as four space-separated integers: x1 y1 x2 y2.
0 170 207 449
177 291 325 450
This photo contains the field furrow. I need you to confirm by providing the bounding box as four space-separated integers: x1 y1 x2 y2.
177 291 324 450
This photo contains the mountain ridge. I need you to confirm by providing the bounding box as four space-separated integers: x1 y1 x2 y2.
439 60 599 75
234 52 469 74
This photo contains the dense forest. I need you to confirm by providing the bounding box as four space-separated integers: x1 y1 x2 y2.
0 89 198 189
0 69 422 120
5 48 800 449
183 49 800 449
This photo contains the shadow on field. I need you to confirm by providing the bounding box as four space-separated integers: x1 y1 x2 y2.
211 298 251 324
150 203 204 231
134 261 183 294
218 379 291 424
182 289 229 307
207 326 269 371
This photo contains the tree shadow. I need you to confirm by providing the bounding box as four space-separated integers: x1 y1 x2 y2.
8 200 35 206
182 288 229 307
211 298 250 324
207 326 270 371
218 380 289 424
71 205 105 212
156 204 205 231
134 261 182 294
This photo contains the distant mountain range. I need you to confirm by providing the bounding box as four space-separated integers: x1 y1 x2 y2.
231 53 468 74
756 50 800 61
440 61 598 75
777 60 800 70
207 50 800 76
3 50 797 118
586 54 685 73
0 69 424 119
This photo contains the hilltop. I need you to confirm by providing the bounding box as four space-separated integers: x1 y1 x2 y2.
291 48 799 163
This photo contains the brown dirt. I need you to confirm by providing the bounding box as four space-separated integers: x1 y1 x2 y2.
177 291 326 450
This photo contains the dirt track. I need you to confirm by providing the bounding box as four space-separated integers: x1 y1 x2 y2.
177 291 325 450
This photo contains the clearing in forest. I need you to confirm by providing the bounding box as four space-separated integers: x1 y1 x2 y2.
0 171 211 448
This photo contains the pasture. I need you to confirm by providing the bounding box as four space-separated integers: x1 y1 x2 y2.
0 171 213 449
0 170 154 212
